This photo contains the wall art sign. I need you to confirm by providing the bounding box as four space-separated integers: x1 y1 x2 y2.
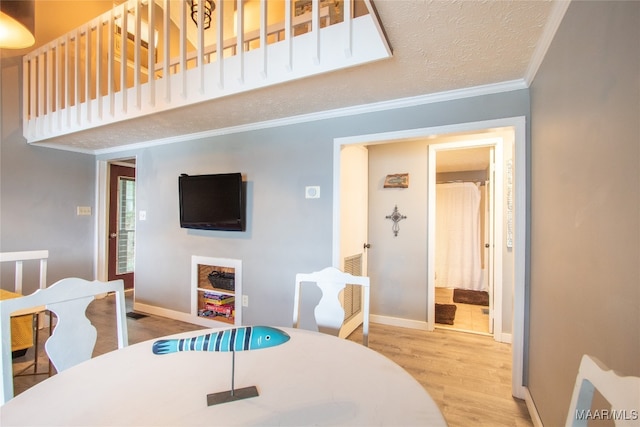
384 173 409 188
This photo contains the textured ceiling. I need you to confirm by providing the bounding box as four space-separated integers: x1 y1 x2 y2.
6 0 556 152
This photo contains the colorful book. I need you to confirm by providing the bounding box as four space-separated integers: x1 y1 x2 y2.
204 296 235 306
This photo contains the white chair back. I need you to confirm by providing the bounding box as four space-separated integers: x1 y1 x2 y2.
0 250 48 294
0 277 128 404
565 354 640 427
293 267 370 346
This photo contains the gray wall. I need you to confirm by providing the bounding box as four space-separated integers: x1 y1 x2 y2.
1 57 96 292
529 1 639 425
98 89 530 328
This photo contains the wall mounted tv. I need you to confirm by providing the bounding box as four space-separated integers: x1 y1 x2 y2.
179 172 246 231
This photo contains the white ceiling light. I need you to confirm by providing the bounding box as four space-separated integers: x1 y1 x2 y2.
0 0 35 49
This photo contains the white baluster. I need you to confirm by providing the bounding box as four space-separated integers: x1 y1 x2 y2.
237 0 244 84
179 0 187 98
148 0 156 107
163 0 170 102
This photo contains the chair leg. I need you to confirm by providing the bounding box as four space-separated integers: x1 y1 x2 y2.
14 311 48 377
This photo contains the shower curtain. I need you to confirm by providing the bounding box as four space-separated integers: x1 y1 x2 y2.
435 182 485 291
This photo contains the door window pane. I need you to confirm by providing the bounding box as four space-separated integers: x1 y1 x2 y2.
117 177 136 274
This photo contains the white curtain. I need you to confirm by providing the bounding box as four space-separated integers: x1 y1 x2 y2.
435 182 484 291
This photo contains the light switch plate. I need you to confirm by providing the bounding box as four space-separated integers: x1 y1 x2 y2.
76 206 92 216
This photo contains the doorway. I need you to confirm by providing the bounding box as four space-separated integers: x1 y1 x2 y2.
428 140 503 339
333 116 526 399
107 160 137 290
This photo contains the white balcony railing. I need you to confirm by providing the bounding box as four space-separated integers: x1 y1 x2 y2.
22 0 391 143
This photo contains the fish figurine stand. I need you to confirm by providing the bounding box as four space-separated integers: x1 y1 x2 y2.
207 350 259 405
152 326 290 406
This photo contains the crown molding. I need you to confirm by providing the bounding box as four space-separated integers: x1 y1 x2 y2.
524 0 571 85
34 79 529 155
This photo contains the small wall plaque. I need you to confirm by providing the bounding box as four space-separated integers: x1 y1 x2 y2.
384 173 409 188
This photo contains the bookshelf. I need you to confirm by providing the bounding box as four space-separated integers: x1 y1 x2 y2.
191 256 242 327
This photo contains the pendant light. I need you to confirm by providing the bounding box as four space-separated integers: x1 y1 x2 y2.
0 0 35 49
190 0 215 30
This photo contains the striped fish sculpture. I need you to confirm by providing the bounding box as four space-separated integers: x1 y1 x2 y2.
152 326 290 355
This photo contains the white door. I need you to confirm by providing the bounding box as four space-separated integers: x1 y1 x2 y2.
339 145 369 338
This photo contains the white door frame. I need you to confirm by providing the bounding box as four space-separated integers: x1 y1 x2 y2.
338 144 370 338
94 158 137 283
332 116 527 399
428 138 503 341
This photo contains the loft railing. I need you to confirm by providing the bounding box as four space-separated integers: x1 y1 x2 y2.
22 0 391 143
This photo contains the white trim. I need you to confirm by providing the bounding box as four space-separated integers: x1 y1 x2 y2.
524 387 545 427
132 302 209 327
497 332 512 344
370 315 429 331
95 158 137 283
32 80 528 155
333 116 527 400
332 142 340 268
191 256 242 327
95 161 109 281
512 115 527 400
524 0 571 85
133 302 238 329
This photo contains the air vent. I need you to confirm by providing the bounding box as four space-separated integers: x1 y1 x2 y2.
343 254 363 321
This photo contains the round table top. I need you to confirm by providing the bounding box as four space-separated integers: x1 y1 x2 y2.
1 326 447 426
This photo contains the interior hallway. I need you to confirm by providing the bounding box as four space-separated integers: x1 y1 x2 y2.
11 293 531 427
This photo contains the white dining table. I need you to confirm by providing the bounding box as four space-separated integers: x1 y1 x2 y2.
0 327 447 426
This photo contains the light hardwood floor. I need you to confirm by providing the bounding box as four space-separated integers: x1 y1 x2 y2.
12 293 532 426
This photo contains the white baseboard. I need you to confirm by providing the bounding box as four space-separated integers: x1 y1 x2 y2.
498 332 512 344
133 302 213 328
371 314 513 346
524 387 544 427
370 314 429 330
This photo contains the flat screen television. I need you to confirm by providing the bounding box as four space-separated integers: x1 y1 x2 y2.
178 172 245 231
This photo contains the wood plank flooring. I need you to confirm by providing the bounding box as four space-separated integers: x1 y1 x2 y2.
11 293 532 426
346 324 533 427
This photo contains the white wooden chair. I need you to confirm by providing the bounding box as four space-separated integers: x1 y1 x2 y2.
293 267 371 346
0 277 129 404
0 250 50 374
0 250 48 295
565 354 640 427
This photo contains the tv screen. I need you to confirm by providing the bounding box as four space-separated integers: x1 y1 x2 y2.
179 173 245 231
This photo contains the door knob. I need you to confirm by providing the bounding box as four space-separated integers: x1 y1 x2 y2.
364 243 371 249
110 233 117 238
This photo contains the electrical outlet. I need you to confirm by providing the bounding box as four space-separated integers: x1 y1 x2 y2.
242 295 249 307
